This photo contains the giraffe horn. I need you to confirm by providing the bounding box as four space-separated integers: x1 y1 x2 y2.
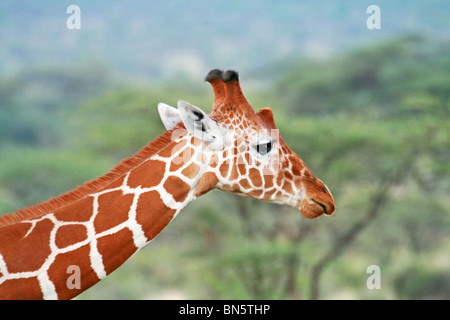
205 69 226 108
205 69 255 117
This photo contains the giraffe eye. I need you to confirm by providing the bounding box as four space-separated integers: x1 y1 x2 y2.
255 141 272 155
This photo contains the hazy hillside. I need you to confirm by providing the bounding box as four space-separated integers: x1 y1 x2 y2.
0 0 448 79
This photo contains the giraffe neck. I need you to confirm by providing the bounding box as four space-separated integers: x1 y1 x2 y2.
0 135 210 299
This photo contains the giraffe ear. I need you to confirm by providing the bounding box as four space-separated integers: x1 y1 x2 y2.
158 103 182 130
177 100 223 145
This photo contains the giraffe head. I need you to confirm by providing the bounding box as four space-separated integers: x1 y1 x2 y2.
158 69 335 219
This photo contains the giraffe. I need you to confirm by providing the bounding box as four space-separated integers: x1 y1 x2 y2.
0 69 335 299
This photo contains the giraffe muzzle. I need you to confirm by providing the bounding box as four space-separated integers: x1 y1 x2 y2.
296 177 336 219
300 197 335 219
311 198 335 216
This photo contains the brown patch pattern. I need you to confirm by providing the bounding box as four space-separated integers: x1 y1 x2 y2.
127 160 166 189
94 191 134 234
97 228 138 275
55 224 88 249
0 218 53 273
136 191 176 240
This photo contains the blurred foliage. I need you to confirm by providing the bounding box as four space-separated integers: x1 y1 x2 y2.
0 36 449 299
275 35 450 118
0 63 112 148
394 265 450 299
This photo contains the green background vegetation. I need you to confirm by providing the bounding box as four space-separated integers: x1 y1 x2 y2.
0 2 448 300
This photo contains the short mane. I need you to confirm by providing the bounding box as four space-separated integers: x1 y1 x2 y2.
0 124 184 227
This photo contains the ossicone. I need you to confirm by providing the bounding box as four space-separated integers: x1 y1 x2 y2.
205 68 254 117
205 69 239 83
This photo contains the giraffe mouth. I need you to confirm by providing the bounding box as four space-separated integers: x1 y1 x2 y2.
311 199 328 214
300 198 335 219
